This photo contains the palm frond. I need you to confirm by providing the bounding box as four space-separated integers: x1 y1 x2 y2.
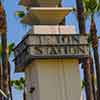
96 3 100 12
83 0 100 13
0 43 14 58
15 11 25 18
83 0 90 12
8 43 14 57
81 80 88 89
11 77 25 90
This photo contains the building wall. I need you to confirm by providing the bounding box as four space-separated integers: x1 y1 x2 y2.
25 59 81 100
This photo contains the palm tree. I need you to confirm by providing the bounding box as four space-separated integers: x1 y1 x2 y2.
0 43 14 100
6 43 14 100
0 1 8 100
76 0 95 100
83 0 100 99
0 61 3 99
0 1 14 99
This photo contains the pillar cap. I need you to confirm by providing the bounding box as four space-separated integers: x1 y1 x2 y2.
21 7 72 25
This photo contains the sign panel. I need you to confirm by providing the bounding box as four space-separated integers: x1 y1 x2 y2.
27 35 88 57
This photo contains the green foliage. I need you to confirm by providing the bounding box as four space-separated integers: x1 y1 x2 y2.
7 43 14 57
83 0 100 46
81 74 97 89
16 11 25 18
57 0 62 7
83 0 100 17
11 77 25 90
81 80 88 89
0 43 14 58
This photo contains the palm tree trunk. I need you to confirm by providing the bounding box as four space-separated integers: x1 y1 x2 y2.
93 47 100 100
90 16 100 100
90 57 97 100
0 63 3 99
0 64 2 99
90 15 100 100
83 58 94 100
0 1 13 100
8 61 12 100
0 1 9 99
83 64 90 100
76 0 95 100
1 33 8 100
76 0 85 34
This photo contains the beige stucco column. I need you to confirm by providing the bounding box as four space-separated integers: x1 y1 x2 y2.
25 59 81 100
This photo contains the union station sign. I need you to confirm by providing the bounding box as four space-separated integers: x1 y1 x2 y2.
14 34 89 68
15 34 88 58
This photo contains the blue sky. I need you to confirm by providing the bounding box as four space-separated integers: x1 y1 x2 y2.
2 0 100 100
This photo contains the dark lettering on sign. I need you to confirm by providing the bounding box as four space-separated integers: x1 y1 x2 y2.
64 46 68 54
61 36 65 43
49 47 57 55
34 47 43 55
32 46 82 56
27 35 87 56
34 47 58 55
30 35 81 45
